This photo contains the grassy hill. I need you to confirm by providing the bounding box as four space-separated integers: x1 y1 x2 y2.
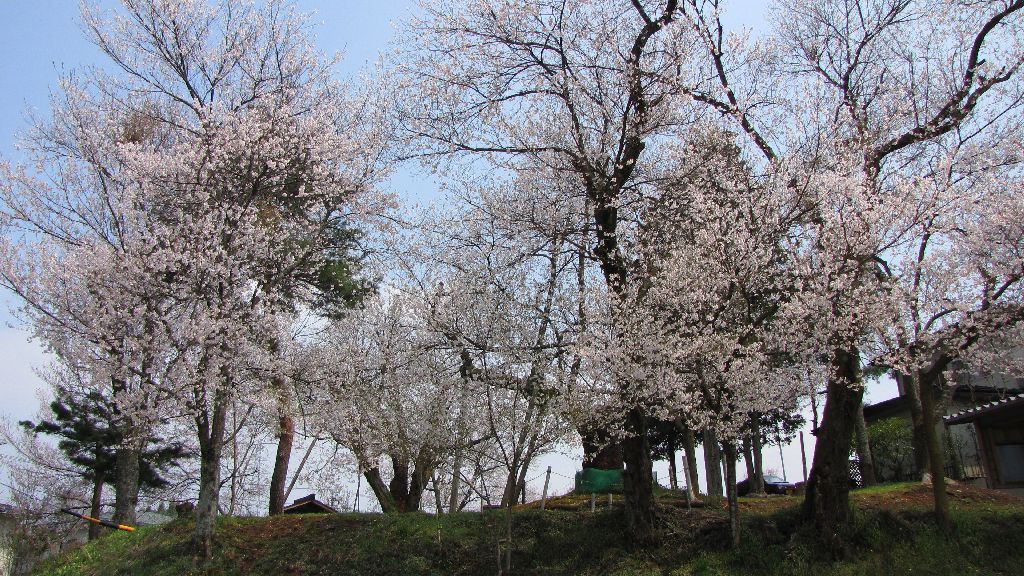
33 483 1024 576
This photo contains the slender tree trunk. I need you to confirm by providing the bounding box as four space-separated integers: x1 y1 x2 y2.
742 437 756 495
622 408 658 547
854 398 877 486
668 435 679 491
703 429 724 501
723 442 741 547
194 394 228 559
268 407 295 515
680 424 700 497
897 370 930 477
432 473 444 513
449 450 463 514
802 348 862 558
918 367 950 528
112 442 141 527
88 473 104 541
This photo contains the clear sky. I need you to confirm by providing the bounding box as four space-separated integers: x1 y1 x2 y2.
0 1 895 503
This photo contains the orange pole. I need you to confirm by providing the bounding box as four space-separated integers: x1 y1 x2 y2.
60 508 135 532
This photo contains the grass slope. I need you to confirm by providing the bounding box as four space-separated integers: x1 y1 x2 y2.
35 484 1024 576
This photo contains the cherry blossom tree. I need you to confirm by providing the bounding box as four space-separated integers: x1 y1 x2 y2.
1 0 392 556
763 0 1024 546
398 0 710 544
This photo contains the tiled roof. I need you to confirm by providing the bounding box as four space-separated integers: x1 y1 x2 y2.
944 392 1024 425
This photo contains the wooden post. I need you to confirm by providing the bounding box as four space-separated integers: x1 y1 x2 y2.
607 492 612 508
778 440 788 481
354 469 361 512
590 492 596 512
800 431 808 483
540 466 551 510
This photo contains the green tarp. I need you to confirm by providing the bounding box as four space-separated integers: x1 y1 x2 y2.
574 468 624 494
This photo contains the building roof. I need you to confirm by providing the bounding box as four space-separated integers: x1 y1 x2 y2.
865 384 1024 424
863 395 910 422
944 392 1024 425
283 494 339 515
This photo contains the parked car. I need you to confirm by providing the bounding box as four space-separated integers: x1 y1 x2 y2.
737 475 802 496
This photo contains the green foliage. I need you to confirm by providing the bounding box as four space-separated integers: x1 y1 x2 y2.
865 418 915 482
19 384 189 489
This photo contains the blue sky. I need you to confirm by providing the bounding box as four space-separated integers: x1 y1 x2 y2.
1 1 890 501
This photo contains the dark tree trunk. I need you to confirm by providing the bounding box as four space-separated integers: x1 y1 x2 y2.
194 393 228 559
703 429 724 501
897 370 929 477
668 433 679 491
918 366 950 528
854 398 877 486
802 348 862 558
500 457 523 508
751 431 765 494
742 437 756 494
112 443 140 527
364 467 398 513
580 426 624 470
723 442 740 547
403 461 431 512
268 410 295 515
389 456 412 511
88 473 104 541
622 408 658 547
382 455 432 512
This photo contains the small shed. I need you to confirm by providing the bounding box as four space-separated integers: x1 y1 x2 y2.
282 494 339 515
945 393 1024 495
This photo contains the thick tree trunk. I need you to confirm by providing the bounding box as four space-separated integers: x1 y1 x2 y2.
389 456 411 511
918 367 950 527
500 459 523 508
384 455 432 512
268 410 295 515
194 395 228 559
703 429 724 501
364 467 398 513
802 348 862 557
580 426 624 470
854 398 877 486
88 473 104 541
723 442 740 547
751 431 765 494
404 462 431 512
622 408 658 547
112 442 141 527
897 371 929 477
